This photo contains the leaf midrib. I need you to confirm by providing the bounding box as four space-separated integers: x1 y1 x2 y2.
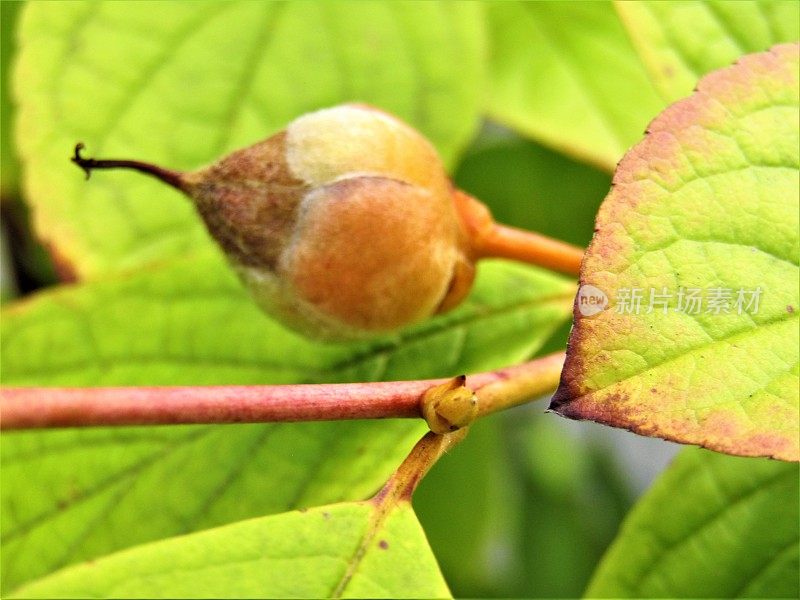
3 292 573 383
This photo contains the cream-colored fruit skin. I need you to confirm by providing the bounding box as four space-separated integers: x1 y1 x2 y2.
236 265 367 341
285 104 449 194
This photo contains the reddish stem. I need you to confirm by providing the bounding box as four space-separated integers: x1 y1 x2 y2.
454 189 584 276
0 352 565 430
473 223 584 276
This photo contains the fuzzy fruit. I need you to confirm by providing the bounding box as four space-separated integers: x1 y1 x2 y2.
74 105 475 340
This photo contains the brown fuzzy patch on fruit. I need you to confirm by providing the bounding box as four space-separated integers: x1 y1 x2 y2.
187 131 308 270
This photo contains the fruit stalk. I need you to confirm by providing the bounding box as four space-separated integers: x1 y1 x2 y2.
72 143 189 193
454 189 584 276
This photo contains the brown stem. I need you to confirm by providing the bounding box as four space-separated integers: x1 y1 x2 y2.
71 143 190 193
0 352 566 430
454 189 584 276
372 429 468 504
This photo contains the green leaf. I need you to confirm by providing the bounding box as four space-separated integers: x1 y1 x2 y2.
551 44 800 460
485 1 663 171
9 500 449 599
1 254 573 592
617 0 800 102
14 0 484 278
1 420 426 595
1 0 22 197
1 255 572 387
586 448 799 598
